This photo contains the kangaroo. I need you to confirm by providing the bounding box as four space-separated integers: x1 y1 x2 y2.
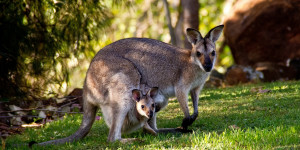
37 51 160 145
38 86 158 145
124 86 158 136
97 25 224 131
37 25 224 144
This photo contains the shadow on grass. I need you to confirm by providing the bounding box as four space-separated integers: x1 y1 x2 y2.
6 81 300 149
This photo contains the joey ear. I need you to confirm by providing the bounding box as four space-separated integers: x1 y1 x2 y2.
205 25 224 43
148 87 159 98
186 28 203 45
132 89 141 102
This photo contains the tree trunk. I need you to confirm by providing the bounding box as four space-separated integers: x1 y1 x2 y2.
162 0 177 45
175 0 200 48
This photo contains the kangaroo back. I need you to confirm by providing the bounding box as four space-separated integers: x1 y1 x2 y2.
96 38 186 91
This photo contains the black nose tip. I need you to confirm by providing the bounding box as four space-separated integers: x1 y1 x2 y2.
149 111 153 118
203 64 212 72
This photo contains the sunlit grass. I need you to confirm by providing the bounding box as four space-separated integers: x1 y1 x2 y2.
6 80 300 149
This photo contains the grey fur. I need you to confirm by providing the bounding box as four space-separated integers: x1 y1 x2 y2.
38 25 224 144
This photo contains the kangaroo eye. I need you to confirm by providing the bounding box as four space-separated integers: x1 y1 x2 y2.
211 50 216 56
141 105 145 109
196 51 202 57
152 104 155 108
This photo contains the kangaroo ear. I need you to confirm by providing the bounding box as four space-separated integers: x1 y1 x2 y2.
132 89 141 102
148 87 159 99
186 28 203 45
205 25 224 43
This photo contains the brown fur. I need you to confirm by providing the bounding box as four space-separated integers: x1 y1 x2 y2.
37 25 224 144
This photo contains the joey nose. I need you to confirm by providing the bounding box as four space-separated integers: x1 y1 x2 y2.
149 111 153 118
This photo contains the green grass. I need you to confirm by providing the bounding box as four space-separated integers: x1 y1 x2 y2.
5 81 300 149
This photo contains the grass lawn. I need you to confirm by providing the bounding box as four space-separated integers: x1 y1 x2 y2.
5 81 300 149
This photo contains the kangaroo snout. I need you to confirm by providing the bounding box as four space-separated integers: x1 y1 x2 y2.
203 63 212 72
148 110 153 118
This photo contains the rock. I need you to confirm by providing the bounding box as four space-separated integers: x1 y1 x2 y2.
254 62 297 81
225 65 263 85
205 69 225 88
289 58 300 79
8 105 26 116
224 0 300 78
60 106 71 113
9 115 23 126
38 111 46 119
68 88 83 97
67 88 83 107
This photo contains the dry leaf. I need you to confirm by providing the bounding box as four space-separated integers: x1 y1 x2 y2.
56 98 67 104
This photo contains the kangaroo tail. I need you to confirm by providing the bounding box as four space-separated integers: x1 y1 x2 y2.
38 101 98 145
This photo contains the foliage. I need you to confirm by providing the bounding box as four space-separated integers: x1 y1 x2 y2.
0 0 112 99
5 81 300 149
0 0 232 99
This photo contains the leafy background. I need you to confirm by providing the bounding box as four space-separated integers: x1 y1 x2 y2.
0 0 231 100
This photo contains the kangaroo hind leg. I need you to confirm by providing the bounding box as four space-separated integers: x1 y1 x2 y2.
107 103 128 142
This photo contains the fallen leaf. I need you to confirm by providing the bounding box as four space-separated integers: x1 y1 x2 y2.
56 98 67 104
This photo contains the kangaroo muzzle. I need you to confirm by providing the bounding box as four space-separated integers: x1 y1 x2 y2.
203 58 213 72
148 110 153 118
203 63 212 72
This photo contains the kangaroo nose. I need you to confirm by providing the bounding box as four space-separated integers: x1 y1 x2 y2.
149 111 153 118
203 64 212 72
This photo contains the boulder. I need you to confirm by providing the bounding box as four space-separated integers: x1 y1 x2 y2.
225 65 263 85
224 0 300 68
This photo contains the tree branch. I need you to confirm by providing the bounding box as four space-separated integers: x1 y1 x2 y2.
162 0 176 45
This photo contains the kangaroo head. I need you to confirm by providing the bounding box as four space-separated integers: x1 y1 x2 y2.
132 87 158 119
186 25 224 72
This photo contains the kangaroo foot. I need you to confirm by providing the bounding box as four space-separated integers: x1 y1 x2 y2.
181 115 197 130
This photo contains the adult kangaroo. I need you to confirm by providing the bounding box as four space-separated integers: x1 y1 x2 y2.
37 25 224 144
108 25 224 131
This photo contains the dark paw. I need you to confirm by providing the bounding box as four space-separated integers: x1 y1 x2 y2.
176 127 193 133
181 115 197 130
29 141 37 148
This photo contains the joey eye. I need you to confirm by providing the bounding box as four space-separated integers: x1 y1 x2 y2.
196 51 202 57
211 50 216 56
141 105 145 109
